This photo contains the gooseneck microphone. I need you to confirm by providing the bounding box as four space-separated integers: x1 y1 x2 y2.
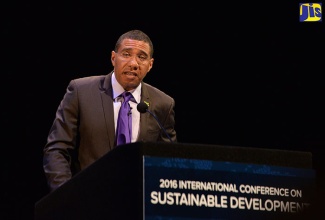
137 102 173 142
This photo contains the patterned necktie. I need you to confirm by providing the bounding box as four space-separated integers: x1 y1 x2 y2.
116 91 133 146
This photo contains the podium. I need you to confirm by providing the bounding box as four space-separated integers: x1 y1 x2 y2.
35 142 315 220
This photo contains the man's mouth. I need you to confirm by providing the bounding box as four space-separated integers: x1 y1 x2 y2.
125 72 137 77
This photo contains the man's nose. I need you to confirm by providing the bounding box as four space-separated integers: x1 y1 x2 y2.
128 55 140 67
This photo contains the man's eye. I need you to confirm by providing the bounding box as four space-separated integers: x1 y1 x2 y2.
138 55 147 60
122 52 131 57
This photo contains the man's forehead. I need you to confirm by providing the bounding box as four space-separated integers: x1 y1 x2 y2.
120 39 150 52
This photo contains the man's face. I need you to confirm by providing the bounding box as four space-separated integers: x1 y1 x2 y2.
111 39 154 91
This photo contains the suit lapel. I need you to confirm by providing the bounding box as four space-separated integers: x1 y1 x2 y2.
138 83 150 141
100 72 115 150
100 77 152 145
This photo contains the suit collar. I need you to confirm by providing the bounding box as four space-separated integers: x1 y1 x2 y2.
100 72 115 149
102 71 152 145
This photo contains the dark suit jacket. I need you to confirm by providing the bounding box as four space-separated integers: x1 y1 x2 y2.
43 71 176 191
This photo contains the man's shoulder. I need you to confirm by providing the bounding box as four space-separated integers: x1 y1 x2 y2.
142 82 174 102
73 75 107 84
68 74 111 92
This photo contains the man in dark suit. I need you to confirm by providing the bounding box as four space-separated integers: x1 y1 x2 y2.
43 29 177 192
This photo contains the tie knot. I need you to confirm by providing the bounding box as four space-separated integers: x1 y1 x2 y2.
121 91 132 103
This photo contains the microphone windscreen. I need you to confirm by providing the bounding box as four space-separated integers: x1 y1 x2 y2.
137 102 148 113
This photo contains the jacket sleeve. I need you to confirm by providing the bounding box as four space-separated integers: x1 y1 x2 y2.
162 98 177 142
43 79 80 192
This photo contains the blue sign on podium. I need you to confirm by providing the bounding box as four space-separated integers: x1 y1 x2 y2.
143 156 315 220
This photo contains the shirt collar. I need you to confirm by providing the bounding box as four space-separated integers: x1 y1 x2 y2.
112 72 141 103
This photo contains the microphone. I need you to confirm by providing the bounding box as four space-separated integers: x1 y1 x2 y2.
128 107 133 116
137 102 173 142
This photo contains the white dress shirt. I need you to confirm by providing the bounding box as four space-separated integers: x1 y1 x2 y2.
111 72 141 143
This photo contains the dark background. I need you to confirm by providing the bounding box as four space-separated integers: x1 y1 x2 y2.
3 1 324 219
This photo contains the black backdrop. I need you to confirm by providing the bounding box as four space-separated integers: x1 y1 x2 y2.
3 1 324 219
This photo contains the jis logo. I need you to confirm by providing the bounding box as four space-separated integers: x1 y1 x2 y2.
299 3 322 22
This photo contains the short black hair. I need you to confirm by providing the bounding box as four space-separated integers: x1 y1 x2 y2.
114 30 154 58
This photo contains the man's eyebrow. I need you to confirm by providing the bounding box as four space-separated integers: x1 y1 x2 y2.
121 48 148 55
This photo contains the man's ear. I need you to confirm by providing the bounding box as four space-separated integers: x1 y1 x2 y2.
111 51 116 66
147 58 154 72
